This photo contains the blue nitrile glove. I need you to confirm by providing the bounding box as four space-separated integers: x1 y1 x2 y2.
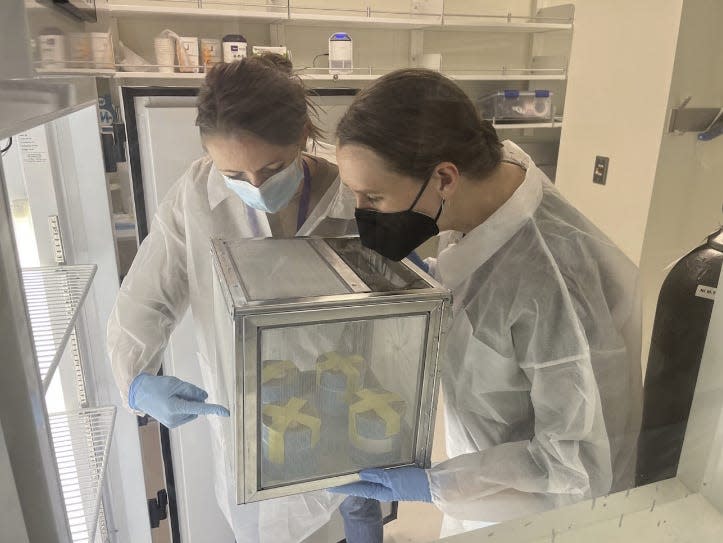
330 467 432 503
406 251 430 274
128 373 230 429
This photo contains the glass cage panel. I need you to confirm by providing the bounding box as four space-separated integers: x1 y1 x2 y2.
257 313 428 488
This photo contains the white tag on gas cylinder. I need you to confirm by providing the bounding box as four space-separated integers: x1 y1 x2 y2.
695 285 717 300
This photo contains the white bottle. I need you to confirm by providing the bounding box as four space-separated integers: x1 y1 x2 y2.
222 35 248 63
178 37 200 73
200 38 222 70
90 32 114 70
38 28 66 70
328 33 353 75
154 37 175 73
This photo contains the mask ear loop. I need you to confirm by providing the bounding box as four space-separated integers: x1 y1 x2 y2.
407 173 434 211
410 169 445 223
434 198 444 222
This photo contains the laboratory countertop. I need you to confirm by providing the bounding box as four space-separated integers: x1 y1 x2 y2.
436 478 723 543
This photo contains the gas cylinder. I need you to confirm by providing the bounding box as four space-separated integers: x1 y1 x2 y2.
636 227 723 486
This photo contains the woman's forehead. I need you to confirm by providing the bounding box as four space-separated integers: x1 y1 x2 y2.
205 134 295 173
337 144 416 193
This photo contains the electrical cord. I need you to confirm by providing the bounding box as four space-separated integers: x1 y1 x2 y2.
0 137 12 155
313 53 329 67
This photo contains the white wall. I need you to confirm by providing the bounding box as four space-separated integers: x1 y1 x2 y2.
555 0 683 264
558 0 723 370
552 0 722 373
637 0 723 369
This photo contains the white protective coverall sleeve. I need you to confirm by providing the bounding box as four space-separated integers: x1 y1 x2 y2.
427 141 640 526
428 252 611 522
107 170 190 407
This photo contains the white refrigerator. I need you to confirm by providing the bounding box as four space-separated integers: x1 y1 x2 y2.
0 75 392 542
0 77 151 542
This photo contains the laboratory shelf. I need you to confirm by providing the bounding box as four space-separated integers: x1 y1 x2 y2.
49 407 116 543
35 67 117 76
77 68 565 82
440 15 572 33
291 13 572 33
299 67 567 81
286 10 440 30
492 119 564 130
300 73 382 80
37 67 205 79
297 68 389 80
444 70 566 81
113 71 206 79
21 265 97 391
103 3 573 32
106 3 287 22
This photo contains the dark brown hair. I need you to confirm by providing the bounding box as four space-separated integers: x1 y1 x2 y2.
196 54 320 145
336 69 502 181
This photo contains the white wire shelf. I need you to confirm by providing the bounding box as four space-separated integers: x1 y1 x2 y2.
49 407 116 543
22 265 97 391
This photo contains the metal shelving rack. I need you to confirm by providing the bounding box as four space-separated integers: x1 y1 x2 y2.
22 265 97 390
20 263 116 543
49 407 117 543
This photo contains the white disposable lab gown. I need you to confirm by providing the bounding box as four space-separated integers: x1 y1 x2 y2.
427 141 643 536
107 154 355 543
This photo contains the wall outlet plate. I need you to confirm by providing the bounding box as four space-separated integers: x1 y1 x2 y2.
593 156 609 185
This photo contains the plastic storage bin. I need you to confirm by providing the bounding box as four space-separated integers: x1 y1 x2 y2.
211 237 451 503
479 89 554 122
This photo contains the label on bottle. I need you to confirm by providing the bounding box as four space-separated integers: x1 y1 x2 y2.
223 42 247 62
695 285 717 300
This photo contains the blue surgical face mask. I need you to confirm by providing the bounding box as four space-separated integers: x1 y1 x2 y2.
223 156 304 213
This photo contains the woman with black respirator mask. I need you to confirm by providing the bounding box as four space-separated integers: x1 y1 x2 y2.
330 69 644 540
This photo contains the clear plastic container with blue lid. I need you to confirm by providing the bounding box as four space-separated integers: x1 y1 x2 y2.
479 89 554 122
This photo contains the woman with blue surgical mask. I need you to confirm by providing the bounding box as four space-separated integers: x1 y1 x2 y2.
331 70 643 539
222 154 305 213
107 55 373 543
